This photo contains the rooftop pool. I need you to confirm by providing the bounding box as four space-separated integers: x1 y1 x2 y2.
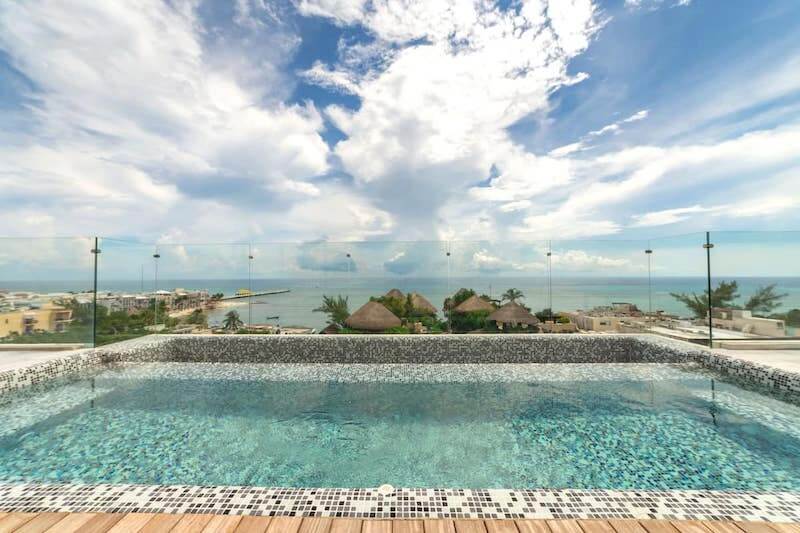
2 361 799 490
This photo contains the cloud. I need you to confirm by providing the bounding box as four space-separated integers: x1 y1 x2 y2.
301 0 600 238
550 249 631 270
383 251 417 275
296 241 358 272
294 0 367 25
0 0 331 236
588 109 649 136
631 205 709 227
625 0 691 9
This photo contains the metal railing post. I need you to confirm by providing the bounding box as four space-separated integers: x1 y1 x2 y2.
91 237 101 347
703 232 714 347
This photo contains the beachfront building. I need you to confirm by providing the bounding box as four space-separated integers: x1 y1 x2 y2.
711 308 786 337
97 293 151 314
0 303 72 338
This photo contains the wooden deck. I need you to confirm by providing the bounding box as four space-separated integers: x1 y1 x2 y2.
0 514 798 533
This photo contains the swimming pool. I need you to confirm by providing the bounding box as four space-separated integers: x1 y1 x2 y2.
2 361 799 490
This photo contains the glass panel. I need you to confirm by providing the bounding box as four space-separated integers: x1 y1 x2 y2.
96 238 160 345
0 237 95 348
548 239 649 334
711 231 800 345
646 233 710 345
446 240 548 333
313 241 449 333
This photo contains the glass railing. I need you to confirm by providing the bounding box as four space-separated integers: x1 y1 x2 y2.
0 232 797 348
0 237 95 348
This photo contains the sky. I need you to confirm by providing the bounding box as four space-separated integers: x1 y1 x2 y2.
1 0 800 278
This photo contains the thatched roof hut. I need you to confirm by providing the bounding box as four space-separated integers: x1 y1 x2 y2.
453 294 495 313
319 323 341 335
409 292 437 315
345 301 402 331
384 288 405 300
488 302 539 327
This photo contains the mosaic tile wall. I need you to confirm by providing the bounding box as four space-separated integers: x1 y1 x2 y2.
2 334 799 397
0 484 798 521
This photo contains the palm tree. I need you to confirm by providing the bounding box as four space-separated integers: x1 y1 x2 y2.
313 295 350 328
502 288 524 303
222 310 244 331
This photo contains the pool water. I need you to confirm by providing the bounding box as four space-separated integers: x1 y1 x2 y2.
1 363 800 490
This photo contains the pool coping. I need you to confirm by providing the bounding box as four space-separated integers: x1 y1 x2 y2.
0 484 798 522
1 334 800 522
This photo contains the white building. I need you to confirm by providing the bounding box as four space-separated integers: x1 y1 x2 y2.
711 308 785 337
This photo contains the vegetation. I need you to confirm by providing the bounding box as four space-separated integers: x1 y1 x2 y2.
222 310 244 331
670 280 740 318
313 295 350 328
501 288 524 303
770 309 800 327
185 309 208 326
671 280 788 318
744 284 789 315
441 288 495 333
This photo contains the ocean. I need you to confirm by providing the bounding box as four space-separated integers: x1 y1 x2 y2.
4 277 800 332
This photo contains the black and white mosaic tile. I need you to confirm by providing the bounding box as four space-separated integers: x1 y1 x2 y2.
3 333 798 397
0 484 798 521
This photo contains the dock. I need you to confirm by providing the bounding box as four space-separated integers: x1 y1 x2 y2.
220 289 290 301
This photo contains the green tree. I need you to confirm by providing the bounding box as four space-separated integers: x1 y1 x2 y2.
185 309 208 326
313 295 350 328
501 288 524 303
744 284 787 316
670 280 740 318
222 310 244 331
443 288 476 312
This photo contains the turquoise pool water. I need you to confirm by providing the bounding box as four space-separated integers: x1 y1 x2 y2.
1 363 799 489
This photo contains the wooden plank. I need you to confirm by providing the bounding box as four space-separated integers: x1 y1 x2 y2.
607 521 647 533
78 514 126 533
670 522 712 533
265 517 303 533
14 512 68 533
204 515 243 533
484 520 518 533
44 513 96 532
424 520 456 533
579 521 616 533
770 525 800 533
0 513 39 533
299 518 333 533
453 520 487 533
735 524 777 533
393 521 425 533
363 520 393 533
698 524 742 533
547 521 582 533
515 520 550 533
640 522 679 533
139 513 184 533
106 513 158 533
173 514 215 533
233 516 272 533
329 519 362 533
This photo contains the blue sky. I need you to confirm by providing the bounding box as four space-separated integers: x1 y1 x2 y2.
0 0 799 264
